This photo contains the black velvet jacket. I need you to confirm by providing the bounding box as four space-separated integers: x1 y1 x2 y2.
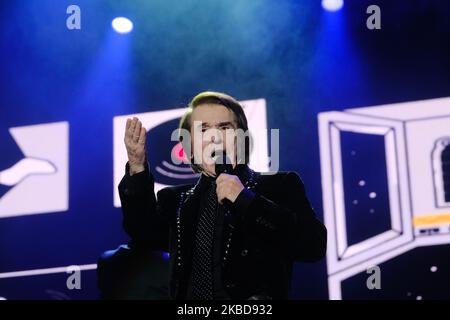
118 162 327 300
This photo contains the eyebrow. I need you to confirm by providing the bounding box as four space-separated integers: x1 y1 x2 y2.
199 121 235 128
217 121 235 127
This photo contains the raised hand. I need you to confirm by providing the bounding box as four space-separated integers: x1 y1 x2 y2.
124 117 147 175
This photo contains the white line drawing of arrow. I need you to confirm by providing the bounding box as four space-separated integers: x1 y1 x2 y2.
0 157 57 186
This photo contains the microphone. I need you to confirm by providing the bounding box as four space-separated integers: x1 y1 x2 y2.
214 150 233 208
215 150 233 176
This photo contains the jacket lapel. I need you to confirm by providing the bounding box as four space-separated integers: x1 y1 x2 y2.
221 165 258 266
179 183 201 265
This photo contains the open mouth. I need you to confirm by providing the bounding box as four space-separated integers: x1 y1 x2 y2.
211 149 225 161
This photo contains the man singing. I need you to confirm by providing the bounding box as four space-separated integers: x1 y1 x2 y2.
118 91 326 299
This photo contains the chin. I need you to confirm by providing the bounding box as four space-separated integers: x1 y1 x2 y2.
206 166 216 176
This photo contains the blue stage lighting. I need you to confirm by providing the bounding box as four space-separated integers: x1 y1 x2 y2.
322 0 344 12
112 17 133 34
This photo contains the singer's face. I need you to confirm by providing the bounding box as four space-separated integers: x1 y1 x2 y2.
190 103 237 176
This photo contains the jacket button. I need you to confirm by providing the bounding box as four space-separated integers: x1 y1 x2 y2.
241 249 248 257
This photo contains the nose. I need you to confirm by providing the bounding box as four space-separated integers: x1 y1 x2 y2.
211 131 222 144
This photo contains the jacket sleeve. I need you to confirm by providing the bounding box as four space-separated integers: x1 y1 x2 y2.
231 172 327 262
118 161 175 252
